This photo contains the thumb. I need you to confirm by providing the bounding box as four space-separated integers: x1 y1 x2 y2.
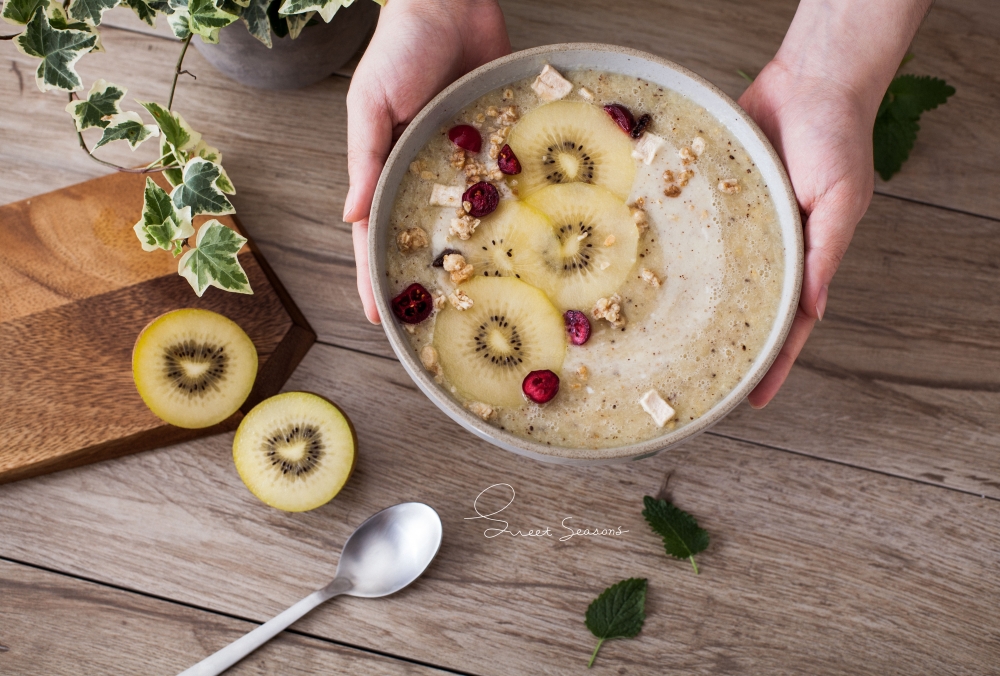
800 184 866 320
344 82 394 223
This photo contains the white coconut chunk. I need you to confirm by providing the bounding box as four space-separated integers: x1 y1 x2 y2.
631 133 665 165
639 389 674 427
429 184 463 207
531 65 573 102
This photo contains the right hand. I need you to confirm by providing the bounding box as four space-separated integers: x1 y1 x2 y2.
343 0 511 323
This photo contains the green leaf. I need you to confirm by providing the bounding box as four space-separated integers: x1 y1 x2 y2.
170 157 235 216
2 0 48 25
872 74 954 181
177 219 252 296
66 0 119 26
64 78 124 131
120 0 156 25
133 176 194 255
642 495 709 574
283 8 311 38
14 9 96 92
139 101 202 185
584 578 647 668
279 0 348 23
94 110 159 149
166 0 237 42
240 0 270 47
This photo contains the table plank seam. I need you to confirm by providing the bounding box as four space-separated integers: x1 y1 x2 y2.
706 430 999 501
0 554 481 676
872 189 1000 227
315 338 398 362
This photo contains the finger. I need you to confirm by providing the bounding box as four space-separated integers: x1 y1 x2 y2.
344 82 394 224
352 219 381 325
800 182 868 320
747 307 816 408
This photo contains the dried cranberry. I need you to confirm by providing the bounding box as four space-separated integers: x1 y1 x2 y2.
497 144 521 175
604 104 635 135
522 370 560 404
432 248 461 267
630 114 652 139
462 181 500 217
563 310 591 345
448 125 482 153
391 283 434 324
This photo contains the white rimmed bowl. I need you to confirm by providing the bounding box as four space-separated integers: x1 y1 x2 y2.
369 43 802 464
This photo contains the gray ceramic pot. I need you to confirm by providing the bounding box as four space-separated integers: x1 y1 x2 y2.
193 0 378 90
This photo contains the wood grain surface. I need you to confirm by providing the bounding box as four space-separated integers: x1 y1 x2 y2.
1 0 999 673
0 173 315 484
0 560 448 675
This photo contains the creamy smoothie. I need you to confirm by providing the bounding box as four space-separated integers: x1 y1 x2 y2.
385 66 783 449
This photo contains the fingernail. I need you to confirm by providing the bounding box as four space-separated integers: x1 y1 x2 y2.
815 284 829 321
749 398 768 410
342 186 355 222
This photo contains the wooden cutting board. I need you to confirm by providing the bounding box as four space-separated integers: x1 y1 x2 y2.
0 171 315 484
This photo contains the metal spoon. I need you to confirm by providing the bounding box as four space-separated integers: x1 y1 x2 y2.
178 502 443 676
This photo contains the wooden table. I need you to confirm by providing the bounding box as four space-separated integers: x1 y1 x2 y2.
2 1 999 673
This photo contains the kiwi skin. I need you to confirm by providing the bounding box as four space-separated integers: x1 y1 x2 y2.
233 391 357 512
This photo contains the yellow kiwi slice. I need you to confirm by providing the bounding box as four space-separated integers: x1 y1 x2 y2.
464 200 554 281
524 183 640 311
433 277 566 408
505 100 636 200
132 308 258 428
233 392 356 512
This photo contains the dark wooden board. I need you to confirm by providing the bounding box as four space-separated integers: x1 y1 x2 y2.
0 171 315 484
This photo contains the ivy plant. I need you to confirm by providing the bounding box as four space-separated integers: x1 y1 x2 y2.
2 0 382 296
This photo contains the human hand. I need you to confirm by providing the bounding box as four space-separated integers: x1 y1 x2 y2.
344 0 511 323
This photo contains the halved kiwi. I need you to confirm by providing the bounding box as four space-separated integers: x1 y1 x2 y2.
464 200 554 281
233 391 356 512
433 277 566 408
524 183 640 311
132 308 258 428
505 101 636 200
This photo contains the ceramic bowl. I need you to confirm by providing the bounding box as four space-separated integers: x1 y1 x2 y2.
369 43 802 464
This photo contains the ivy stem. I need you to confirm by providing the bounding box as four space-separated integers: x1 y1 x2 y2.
68 93 173 174
168 34 193 111
587 639 603 668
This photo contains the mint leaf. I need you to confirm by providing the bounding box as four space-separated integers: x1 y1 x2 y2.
133 177 194 255
2 0 48 25
873 74 954 181
14 8 96 92
642 495 709 574
170 157 235 216
64 78 124 131
94 110 158 149
177 219 252 296
584 577 647 668
66 0 119 26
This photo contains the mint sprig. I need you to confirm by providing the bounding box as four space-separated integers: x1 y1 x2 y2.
873 74 954 181
642 495 709 574
584 577 647 668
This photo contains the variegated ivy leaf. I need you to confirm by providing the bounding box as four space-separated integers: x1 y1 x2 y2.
166 0 237 43
14 9 96 92
139 101 201 185
2 0 48 25
64 78 124 131
278 0 347 23
120 0 156 25
134 177 194 255
45 3 103 51
284 9 312 38
240 0 270 47
170 158 235 216
66 0 119 26
189 140 235 194
95 110 159 149
178 219 252 296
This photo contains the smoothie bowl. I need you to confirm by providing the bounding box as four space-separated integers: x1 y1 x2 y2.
368 44 802 464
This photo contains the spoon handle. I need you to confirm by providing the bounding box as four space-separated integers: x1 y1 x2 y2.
177 580 349 676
